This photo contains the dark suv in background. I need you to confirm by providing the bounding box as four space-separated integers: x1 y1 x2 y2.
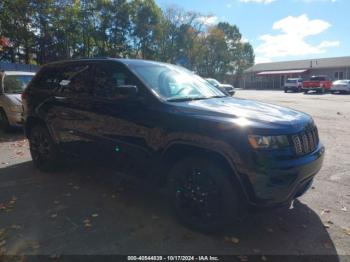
22 58 325 232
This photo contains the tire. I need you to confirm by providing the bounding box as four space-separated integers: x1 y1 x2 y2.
0 109 10 131
284 89 287 93
28 125 63 172
304 90 308 94
167 156 238 233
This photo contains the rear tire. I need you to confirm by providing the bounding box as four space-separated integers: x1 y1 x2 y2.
0 109 10 132
28 125 63 172
167 156 238 233
304 90 308 94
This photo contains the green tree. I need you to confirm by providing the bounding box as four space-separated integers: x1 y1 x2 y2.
130 0 163 59
0 0 255 81
0 0 36 63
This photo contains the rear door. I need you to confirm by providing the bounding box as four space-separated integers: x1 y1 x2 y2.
48 62 96 156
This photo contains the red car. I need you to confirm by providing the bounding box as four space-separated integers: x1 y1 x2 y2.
302 75 332 94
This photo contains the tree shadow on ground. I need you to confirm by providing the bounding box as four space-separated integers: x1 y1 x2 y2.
0 161 339 260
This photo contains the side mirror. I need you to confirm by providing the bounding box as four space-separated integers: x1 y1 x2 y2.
117 85 138 98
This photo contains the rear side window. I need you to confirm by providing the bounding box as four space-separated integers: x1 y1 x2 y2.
60 64 94 95
31 63 94 95
31 67 62 90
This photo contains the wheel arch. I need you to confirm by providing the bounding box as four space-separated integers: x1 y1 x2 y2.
24 116 47 138
160 142 248 201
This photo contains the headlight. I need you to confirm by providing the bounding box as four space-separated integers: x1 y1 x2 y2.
248 135 289 149
9 105 23 112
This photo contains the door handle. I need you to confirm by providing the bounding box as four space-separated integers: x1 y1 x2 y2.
54 96 68 101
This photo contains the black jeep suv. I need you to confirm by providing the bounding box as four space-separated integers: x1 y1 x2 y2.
22 58 325 232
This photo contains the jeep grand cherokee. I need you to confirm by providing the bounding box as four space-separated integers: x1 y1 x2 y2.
22 58 325 232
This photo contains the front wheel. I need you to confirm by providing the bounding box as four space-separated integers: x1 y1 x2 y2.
28 125 63 172
167 156 239 233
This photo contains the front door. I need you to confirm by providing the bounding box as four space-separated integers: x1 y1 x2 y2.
75 61 156 174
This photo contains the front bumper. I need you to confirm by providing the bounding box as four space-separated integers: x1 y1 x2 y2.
240 143 325 208
285 86 299 91
331 87 350 92
302 87 324 91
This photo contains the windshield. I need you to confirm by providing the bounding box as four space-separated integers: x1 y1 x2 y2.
4 75 33 94
206 78 220 86
130 64 226 101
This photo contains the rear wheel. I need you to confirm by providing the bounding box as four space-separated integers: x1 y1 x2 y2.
167 156 238 233
304 90 308 94
28 125 63 172
0 109 10 131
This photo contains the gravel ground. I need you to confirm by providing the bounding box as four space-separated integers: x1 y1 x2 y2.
0 90 349 260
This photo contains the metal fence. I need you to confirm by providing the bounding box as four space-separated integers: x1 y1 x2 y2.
0 62 39 72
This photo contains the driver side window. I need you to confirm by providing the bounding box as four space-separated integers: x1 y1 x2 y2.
93 63 137 99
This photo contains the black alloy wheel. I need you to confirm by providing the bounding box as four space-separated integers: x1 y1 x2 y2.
168 156 238 233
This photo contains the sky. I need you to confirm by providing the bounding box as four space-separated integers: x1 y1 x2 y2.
155 0 350 64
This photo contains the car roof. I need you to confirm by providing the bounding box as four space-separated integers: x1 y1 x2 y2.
44 57 172 68
2 71 36 76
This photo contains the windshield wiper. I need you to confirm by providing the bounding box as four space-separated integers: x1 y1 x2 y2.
166 97 209 102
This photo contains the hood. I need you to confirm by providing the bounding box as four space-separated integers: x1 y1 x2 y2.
172 97 311 132
4 94 22 105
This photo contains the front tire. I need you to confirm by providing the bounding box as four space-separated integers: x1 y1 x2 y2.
28 125 63 172
167 156 238 233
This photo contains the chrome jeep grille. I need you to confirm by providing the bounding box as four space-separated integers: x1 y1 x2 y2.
292 128 319 155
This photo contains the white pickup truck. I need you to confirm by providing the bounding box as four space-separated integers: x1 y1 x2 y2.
284 78 303 93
